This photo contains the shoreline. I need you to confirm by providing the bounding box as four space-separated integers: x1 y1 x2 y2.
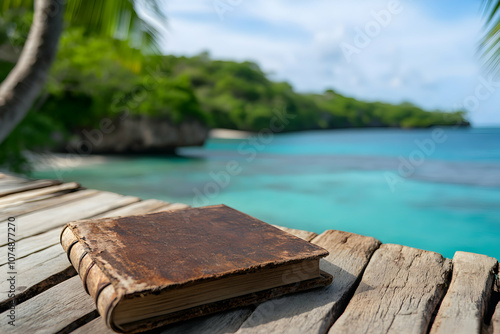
209 128 254 139
28 127 497 172
26 152 118 172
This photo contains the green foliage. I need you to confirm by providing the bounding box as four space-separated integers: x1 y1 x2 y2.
45 28 143 128
113 74 207 124
0 60 15 80
0 19 470 174
158 53 468 131
0 1 165 173
480 0 500 73
64 0 166 51
0 0 165 51
0 7 31 48
0 111 63 174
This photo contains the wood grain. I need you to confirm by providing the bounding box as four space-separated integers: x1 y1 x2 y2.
272 224 317 242
70 317 114 334
329 244 452 334
429 251 498 334
0 196 173 311
71 307 253 334
235 230 381 334
154 202 190 212
0 244 74 310
0 181 79 208
0 188 98 221
158 307 254 334
92 199 169 218
0 191 140 244
0 199 165 266
0 198 185 329
492 300 500 334
0 276 96 334
0 227 61 266
0 174 34 188
0 179 60 197
0 173 27 183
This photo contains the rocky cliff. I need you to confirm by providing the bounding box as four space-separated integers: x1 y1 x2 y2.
66 115 209 154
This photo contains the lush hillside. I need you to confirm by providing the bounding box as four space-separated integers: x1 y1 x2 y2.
152 52 468 131
0 25 468 172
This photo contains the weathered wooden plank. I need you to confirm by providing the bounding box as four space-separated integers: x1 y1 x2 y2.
0 173 22 179
0 191 140 244
0 191 67 210
4 200 193 332
72 308 254 334
0 200 170 266
492 300 500 334
154 202 190 212
70 317 113 334
158 308 254 334
92 199 169 218
234 230 381 334
0 244 75 311
329 244 452 334
0 228 61 266
0 191 72 211
0 189 98 221
272 224 317 241
0 179 60 197
0 182 79 208
0 174 29 185
0 199 170 312
429 251 498 334
0 276 96 334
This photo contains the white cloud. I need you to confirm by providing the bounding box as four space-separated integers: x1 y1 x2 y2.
159 0 500 125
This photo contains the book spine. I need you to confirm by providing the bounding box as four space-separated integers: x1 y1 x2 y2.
60 225 120 331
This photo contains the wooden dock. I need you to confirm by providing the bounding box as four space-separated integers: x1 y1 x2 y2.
0 172 498 334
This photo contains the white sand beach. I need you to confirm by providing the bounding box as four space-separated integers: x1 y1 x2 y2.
209 128 254 139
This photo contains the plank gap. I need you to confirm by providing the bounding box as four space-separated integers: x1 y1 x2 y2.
0 266 76 313
55 310 99 334
323 240 382 333
329 244 452 333
0 193 140 246
0 243 57 266
484 265 500 326
428 252 496 334
8 225 67 245
425 262 453 334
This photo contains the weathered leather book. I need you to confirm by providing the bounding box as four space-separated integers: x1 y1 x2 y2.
60 204 332 333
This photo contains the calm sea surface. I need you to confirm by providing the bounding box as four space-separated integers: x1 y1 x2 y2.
33 128 500 259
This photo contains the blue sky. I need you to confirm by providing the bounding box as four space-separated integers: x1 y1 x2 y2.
153 0 500 126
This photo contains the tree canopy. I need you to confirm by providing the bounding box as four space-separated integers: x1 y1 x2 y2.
0 6 469 173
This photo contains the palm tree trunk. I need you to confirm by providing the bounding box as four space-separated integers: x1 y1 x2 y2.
0 0 64 143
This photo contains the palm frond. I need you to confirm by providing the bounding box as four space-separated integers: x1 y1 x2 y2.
0 0 165 52
479 0 500 74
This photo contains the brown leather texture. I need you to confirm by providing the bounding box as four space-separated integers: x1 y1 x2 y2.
61 226 119 326
66 204 329 297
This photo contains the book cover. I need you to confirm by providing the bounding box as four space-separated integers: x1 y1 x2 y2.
60 204 331 332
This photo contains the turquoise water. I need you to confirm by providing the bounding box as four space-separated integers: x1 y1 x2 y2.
33 128 500 259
